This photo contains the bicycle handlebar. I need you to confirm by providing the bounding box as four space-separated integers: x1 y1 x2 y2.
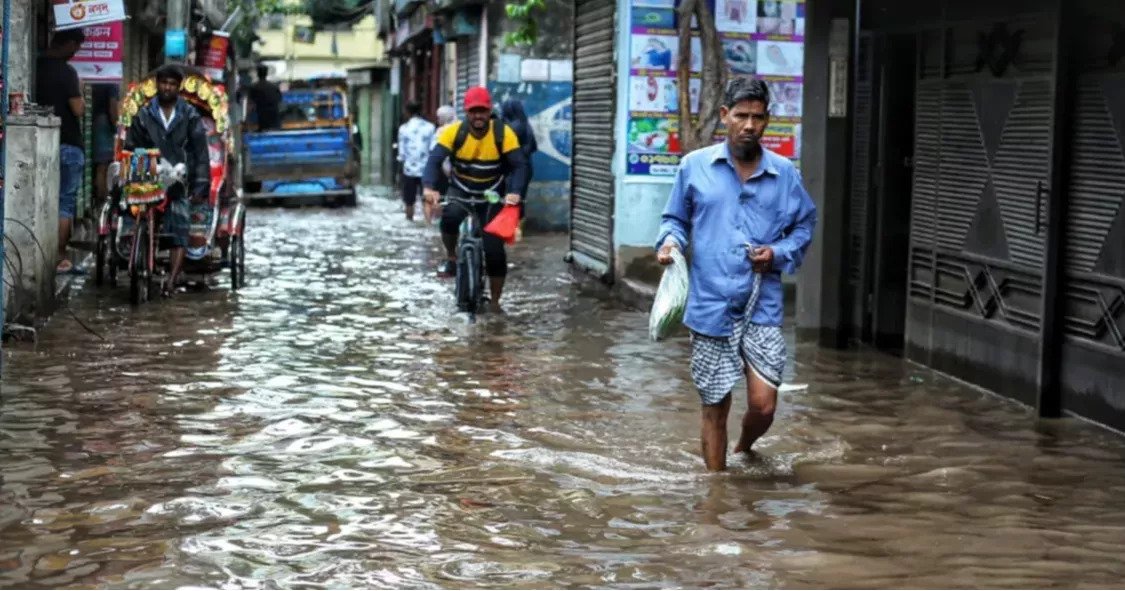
438 195 492 206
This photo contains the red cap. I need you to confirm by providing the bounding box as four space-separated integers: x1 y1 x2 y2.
464 86 492 111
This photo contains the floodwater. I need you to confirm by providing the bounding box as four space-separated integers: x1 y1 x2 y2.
3 190 1125 589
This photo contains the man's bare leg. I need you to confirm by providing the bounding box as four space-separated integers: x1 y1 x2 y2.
701 393 733 471
405 204 415 221
167 246 186 293
733 369 778 454
439 232 459 277
95 164 107 204
488 276 504 313
57 218 73 268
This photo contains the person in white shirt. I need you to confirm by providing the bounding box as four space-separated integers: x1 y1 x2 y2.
396 101 435 221
427 105 457 223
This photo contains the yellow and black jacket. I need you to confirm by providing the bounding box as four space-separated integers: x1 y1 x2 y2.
423 118 529 197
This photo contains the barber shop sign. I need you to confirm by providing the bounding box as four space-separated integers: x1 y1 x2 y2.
53 0 127 31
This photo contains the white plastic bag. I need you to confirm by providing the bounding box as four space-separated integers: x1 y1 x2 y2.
649 248 689 341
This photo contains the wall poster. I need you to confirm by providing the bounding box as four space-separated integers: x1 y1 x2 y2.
625 0 805 177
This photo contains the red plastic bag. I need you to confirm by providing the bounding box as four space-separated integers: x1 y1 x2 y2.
484 205 521 245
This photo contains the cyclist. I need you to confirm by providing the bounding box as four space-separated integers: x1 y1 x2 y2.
423 87 528 313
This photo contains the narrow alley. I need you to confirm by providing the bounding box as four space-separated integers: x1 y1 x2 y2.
3 192 1125 589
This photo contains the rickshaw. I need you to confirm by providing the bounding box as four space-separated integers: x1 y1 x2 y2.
94 66 247 304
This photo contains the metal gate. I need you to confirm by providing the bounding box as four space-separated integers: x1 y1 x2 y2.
568 0 616 280
848 34 876 342
456 35 479 116
1057 0 1125 429
906 0 1059 405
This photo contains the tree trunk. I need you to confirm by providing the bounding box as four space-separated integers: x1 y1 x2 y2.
676 0 726 153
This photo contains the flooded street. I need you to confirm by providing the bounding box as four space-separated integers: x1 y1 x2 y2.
4 190 1125 589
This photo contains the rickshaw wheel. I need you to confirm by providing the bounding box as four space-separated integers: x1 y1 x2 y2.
95 235 107 287
129 222 149 306
230 233 245 290
107 227 119 288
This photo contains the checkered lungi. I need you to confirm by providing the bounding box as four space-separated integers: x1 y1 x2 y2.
161 197 191 248
690 273 787 406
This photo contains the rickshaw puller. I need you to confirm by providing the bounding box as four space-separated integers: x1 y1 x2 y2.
124 64 210 295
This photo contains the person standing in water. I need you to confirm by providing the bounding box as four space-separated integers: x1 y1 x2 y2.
655 78 817 471
397 101 435 221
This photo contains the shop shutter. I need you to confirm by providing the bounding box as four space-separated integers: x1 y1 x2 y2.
456 37 479 116
849 34 875 339
568 0 617 280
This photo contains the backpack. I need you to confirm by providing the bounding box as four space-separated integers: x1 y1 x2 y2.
451 117 509 167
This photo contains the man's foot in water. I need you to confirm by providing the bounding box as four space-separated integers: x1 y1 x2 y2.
437 260 455 278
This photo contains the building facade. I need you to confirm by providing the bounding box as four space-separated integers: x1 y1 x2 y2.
568 0 1125 431
850 0 1125 430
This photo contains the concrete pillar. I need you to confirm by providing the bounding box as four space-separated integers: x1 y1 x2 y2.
796 0 856 347
2 114 61 323
9 0 33 99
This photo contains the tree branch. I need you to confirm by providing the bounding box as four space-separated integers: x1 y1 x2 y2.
676 0 726 152
676 0 700 151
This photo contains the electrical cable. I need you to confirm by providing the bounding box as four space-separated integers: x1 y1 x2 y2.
2 218 106 342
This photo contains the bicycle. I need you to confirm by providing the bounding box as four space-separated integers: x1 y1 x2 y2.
440 190 501 322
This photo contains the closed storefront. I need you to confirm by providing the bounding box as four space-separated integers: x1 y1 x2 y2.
568 0 616 280
1057 0 1125 428
847 0 1125 429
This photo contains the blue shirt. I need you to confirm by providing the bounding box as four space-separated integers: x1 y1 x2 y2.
655 143 817 336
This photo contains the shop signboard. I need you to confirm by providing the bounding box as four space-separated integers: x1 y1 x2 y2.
52 0 126 30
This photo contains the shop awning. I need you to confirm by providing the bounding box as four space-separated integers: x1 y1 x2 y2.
306 0 375 27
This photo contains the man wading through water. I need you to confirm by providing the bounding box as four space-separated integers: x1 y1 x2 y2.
124 65 210 295
656 78 817 471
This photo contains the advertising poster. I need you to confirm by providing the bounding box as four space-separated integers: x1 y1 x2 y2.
626 0 805 177
715 0 757 34
69 20 123 81
196 31 230 82
488 82 573 181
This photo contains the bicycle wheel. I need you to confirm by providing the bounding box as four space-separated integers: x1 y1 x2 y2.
107 225 119 288
129 216 149 306
456 243 483 317
95 234 107 287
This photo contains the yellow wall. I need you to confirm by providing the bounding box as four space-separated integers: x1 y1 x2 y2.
257 14 384 63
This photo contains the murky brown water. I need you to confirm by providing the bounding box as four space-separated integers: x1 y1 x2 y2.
4 190 1125 589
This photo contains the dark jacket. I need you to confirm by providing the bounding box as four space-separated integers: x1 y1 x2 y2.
125 98 210 199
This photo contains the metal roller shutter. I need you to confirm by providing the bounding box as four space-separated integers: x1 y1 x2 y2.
456 37 479 116
848 34 875 339
569 0 617 280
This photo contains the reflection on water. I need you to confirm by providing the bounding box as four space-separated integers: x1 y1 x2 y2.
3 190 1125 588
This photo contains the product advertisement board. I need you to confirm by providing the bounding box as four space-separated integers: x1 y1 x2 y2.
69 21 123 81
625 0 805 176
